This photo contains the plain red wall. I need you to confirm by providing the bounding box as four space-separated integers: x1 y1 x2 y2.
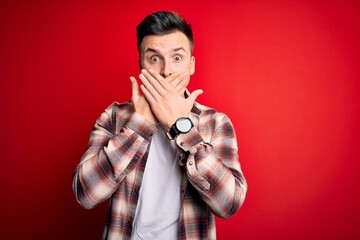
1 0 359 239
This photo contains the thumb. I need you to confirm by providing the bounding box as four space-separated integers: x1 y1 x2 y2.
187 89 203 103
130 77 140 98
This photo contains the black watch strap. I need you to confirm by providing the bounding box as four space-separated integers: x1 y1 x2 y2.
167 125 179 140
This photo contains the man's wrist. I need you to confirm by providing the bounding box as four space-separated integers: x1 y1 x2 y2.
167 117 194 140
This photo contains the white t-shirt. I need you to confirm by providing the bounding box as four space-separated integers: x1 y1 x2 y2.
131 125 181 240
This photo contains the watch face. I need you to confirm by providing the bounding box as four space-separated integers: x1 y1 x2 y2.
176 118 192 132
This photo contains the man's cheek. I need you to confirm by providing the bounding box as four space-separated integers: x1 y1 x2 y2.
183 74 190 86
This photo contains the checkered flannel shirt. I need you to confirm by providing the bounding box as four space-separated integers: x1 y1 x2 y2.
73 101 247 240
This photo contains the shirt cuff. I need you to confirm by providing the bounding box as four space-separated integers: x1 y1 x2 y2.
175 127 203 154
124 112 157 142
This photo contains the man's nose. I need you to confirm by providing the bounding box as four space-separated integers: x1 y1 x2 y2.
160 60 173 78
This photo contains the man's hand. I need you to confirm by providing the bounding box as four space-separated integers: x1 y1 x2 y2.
139 69 203 129
130 76 157 125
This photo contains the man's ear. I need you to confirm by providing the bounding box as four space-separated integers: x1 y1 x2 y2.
190 56 195 75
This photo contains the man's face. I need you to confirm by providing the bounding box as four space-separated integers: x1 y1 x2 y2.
139 31 195 85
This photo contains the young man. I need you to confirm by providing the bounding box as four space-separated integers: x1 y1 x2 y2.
73 11 247 240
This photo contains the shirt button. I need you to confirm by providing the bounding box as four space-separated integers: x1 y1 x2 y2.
188 161 193 166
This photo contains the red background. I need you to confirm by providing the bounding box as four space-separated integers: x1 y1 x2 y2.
1 0 359 239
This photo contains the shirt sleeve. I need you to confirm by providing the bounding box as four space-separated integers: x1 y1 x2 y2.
176 113 247 219
72 103 156 209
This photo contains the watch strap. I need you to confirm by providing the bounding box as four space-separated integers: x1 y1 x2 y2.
167 124 179 140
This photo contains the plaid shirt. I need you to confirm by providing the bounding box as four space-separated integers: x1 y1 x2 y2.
73 101 247 240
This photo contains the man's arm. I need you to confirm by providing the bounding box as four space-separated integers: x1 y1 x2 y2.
177 113 247 218
137 69 246 217
72 103 156 209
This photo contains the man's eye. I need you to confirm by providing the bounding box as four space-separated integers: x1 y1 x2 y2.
174 55 182 61
150 56 160 62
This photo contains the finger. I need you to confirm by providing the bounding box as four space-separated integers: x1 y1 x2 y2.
178 87 186 96
139 72 161 99
187 89 203 104
149 68 181 91
140 84 156 104
168 73 186 88
141 69 166 95
148 68 165 80
165 72 182 85
130 76 140 98
174 73 189 93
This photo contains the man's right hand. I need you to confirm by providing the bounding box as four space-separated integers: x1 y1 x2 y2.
130 76 157 125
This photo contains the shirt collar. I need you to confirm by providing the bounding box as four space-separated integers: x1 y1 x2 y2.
184 89 201 115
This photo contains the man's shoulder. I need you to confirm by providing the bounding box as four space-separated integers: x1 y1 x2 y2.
106 101 133 111
102 101 134 119
194 102 235 136
195 102 231 123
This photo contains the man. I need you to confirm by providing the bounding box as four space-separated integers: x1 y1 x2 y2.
73 11 247 240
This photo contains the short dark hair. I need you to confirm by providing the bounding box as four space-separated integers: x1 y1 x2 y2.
136 11 194 53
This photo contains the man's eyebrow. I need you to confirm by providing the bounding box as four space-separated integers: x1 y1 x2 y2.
173 47 186 52
144 47 158 53
144 47 187 54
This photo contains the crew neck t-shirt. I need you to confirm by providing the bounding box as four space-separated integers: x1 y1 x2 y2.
131 125 181 240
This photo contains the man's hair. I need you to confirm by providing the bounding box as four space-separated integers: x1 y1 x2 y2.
136 11 194 53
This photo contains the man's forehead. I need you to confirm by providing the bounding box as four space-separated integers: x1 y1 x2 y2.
140 31 191 53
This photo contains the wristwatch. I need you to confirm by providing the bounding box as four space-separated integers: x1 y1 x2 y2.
167 117 194 140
